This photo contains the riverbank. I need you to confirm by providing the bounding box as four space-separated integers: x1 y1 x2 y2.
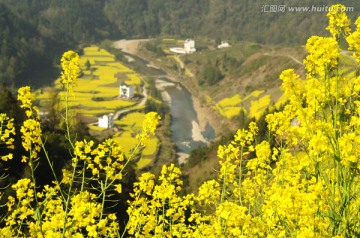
112 39 217 164
154 78 215 164
155 78 211 142
114 38 218 137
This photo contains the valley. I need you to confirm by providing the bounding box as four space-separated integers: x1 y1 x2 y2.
1 2 360 236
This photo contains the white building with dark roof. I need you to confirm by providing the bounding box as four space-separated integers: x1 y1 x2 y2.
98 113 114 129
119 83 134 98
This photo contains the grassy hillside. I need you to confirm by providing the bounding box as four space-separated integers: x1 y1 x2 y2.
137 36 359 192
140 39 306 133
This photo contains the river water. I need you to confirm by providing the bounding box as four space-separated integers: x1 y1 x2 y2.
156 79 215 162
123 53 215 163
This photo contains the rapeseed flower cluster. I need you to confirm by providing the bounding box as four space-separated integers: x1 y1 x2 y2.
0 113 15 161
326 4 351 38
136 112 161 146
347 17 360 64
2 4 360 237
60 50 80 92
17 86 40 118
0 50 160 237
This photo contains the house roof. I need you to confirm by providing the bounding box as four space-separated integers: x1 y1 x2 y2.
120 82 134 87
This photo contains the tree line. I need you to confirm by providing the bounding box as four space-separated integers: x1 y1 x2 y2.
1 0 359 87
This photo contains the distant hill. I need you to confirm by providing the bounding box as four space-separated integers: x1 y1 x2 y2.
0 0 359 87
0 3 45 87
0 0 118 87
102 0 360 44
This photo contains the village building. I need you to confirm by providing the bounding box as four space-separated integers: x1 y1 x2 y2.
119 83 134 98
217 41 231 49
184 39 196 53
98 113 114 129
170 39 196 54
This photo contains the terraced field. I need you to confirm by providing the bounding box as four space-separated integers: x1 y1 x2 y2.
36 46 143 118
36 46 159 170
214 90 273 119
114 112 159 169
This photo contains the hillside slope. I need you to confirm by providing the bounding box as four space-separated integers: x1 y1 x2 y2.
0 1 358 87
103 0 360 45
139 40 306 134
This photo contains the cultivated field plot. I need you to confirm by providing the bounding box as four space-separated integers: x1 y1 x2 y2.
36 46 143 118
214 94 244 119
214 90 273 119
114 112 159 169
213 53 359 120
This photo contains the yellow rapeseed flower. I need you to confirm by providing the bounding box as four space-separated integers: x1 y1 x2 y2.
326 4 351 38
346 17 360 63
60 50 80 92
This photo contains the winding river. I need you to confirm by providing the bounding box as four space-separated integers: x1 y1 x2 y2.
155 79 215 162
120 51 215 163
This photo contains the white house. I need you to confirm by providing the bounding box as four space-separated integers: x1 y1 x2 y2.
119 83 134 98
98 113 114 129
184 39 196 54
217 41 231 49
169 38 196 54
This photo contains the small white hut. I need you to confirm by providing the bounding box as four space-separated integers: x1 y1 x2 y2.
184 39 196 54
98 113 114 129
119 83 134 98
217 41 231 49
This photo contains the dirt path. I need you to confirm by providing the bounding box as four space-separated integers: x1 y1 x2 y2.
113 39 150 54
114 86 147 120
174 55 194 77
284 54 303 65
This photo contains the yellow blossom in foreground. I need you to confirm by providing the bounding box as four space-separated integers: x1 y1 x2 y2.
0 113 15 161
17 86 39 118
347 17 360 63
136 112 161 146
326 4 351 38
303 36 340 77
60 50 80 91
3 4 360 237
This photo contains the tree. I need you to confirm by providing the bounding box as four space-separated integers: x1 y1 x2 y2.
200 63 224 86
84 59 91 70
